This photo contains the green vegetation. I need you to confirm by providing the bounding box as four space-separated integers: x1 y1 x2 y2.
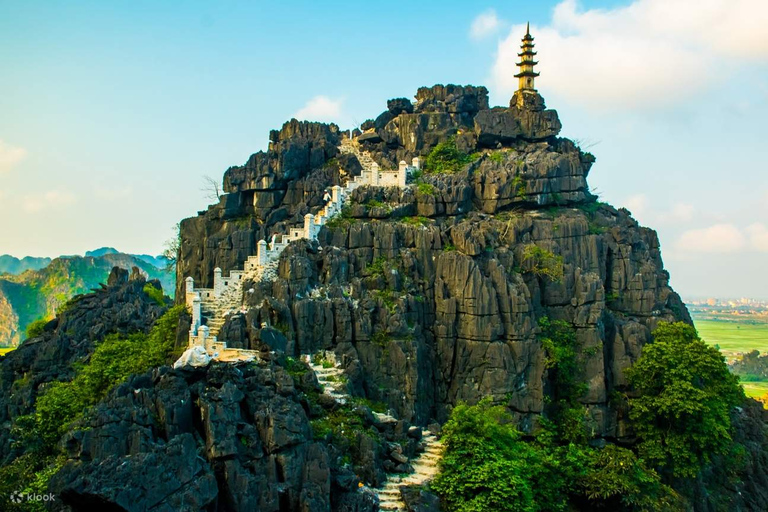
25 317 50 339
142 282 166 306
0 305 184 506
16 305 184 454
371 331 392 348
0 347 14 355
416 182 436 196
443 243 456 252
365 199 392 212
626 322 744 478
373 289 398 313
0 255 175 347
0 454 64 512
521 245 564 282
424 137 475 174
162 222 181 272
512 175 527 199
432 400 677 512
694 318 768 360
538 317 588 441
433 321 746 510
324 205 355 230
400 216 430 227
488 151 506 163
365 256 388 278
578 200 608 216
741 380 768 399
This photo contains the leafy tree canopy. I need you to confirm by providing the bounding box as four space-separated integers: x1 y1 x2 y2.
626 322 744 478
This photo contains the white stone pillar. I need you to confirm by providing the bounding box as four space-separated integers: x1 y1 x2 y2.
371 163 380 186
213 268 223 297
185 277 195 307
332 185 342 204
412 157 421 170
257 240 268 266
198 325 210 349
191 296 201 334
398 161 408 187
304 213 314 239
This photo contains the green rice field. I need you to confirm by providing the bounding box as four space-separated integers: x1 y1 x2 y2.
0 347 14 356
693 316 768 401
693 318 768 359
742 381 768 400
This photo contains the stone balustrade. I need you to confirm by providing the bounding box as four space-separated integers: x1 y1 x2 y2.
181 136 420 363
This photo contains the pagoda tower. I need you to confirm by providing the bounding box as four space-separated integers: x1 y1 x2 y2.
514 22 539 93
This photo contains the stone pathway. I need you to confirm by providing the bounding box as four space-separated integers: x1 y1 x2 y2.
180 135 419 364
376 433 443 511
302 351 443 511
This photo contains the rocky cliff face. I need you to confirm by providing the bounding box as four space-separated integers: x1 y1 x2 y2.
50 363 369 512
5 85 761 512
177 85 689 441
0 268 169 464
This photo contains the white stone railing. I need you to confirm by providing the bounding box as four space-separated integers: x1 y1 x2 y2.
183 135 421 358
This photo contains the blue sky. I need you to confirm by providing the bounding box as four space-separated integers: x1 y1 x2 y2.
1 0 767 299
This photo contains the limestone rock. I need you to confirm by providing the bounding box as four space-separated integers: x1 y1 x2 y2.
414 84 489 114
223 119 341 193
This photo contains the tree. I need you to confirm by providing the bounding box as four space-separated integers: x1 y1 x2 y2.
625 322 744 478
162 223 180 272
201 175 222 201
431 400 539 512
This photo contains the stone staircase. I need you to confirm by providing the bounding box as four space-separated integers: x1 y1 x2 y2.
301 351 349 403
182 136 418 363
377 434 443 511
302 351 442 511
339 138 379 176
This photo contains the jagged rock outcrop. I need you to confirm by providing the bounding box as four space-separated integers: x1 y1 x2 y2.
211 201 687 436
0 268 169 463
223 120 342 194
50 363 351 512
175 84 686 439
143 83 766 510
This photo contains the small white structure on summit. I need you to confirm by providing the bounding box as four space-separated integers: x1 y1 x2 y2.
179 134 419 364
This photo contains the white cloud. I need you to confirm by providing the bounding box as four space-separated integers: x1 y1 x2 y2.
746 223 768 251
0 140 27 173
622 196 696 227
490 0 768 110
94 185 133 201
675 223 746 253
668 203 695 223
624 193 648 220
293 96 344 123
470 9 502 40
23 190 76 213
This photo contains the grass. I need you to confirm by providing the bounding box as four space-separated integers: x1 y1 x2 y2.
416 182 435 196
400 216 430 227
693 317 768 360
741 380 768 399
693 315 768 406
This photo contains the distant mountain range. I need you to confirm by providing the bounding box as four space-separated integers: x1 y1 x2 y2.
0 247 170 275
0 250 175 347
0 255 52 275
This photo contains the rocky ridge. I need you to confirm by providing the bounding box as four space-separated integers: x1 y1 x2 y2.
1 84 762 512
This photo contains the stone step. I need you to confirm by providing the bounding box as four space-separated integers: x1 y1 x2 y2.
378 503 405 511
313 367 342 375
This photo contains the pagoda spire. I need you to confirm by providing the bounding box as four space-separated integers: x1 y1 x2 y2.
514 22 539 93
